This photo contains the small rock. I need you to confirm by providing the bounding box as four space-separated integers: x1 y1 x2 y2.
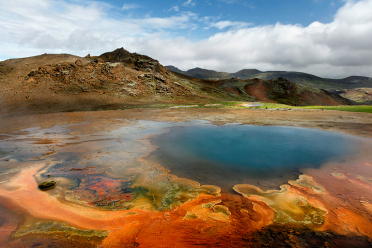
38 181 56 191
28 70 37 77
75 59 83 66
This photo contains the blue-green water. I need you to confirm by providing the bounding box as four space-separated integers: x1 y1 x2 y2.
149 125 357 190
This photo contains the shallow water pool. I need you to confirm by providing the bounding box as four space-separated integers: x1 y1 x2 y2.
149 125 358 190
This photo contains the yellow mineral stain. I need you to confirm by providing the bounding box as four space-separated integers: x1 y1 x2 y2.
213 205 231 216
233 177 328 230
331 172 346 178
360 201 372 214
357 175 372 184
289 175 325 193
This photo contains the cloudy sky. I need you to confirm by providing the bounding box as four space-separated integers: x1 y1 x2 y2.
1 0 372 78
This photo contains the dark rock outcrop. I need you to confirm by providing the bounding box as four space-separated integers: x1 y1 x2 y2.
99 48 169 75
38 181 56 191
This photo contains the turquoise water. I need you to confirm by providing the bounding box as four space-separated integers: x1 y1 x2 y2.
149 125 357 190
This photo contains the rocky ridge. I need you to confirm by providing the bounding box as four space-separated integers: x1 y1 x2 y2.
25 57 197 98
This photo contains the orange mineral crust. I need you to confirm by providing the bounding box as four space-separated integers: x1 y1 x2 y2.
0 114 371 247
234 157 372 240
102 194 274 247
0 165 145 230
303 157 372 238
3 161 372 247
0 164 276 247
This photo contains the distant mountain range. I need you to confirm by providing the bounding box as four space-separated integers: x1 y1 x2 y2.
166 66 372 91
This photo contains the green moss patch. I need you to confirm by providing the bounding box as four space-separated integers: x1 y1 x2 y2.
13 221 108 238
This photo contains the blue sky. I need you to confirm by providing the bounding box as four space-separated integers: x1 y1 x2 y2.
1 0 372 78
110 0 344 39
117 0 343 26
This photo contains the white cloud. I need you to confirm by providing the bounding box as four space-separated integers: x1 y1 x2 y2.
182 0 196 7
209 21 252 30
218 0 238 4
169 6 180 12
0 0 372 78
0 0 197 57
145 0 372 78
134 12 198 30
122 3 142 10
217 0 254 9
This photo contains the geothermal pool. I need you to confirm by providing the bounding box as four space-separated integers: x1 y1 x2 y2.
150 125 357 190
0 119 371 247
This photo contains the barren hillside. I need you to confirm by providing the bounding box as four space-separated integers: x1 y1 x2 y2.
0 48 353 117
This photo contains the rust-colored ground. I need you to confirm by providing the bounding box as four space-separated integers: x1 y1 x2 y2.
244 80 276 103
0 108 371 247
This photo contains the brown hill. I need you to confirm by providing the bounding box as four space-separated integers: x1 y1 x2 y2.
243 77 351 106
24 58 196 98
0 48 353 117
0 49 239 117
206 77 352 106
335 88 372 105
